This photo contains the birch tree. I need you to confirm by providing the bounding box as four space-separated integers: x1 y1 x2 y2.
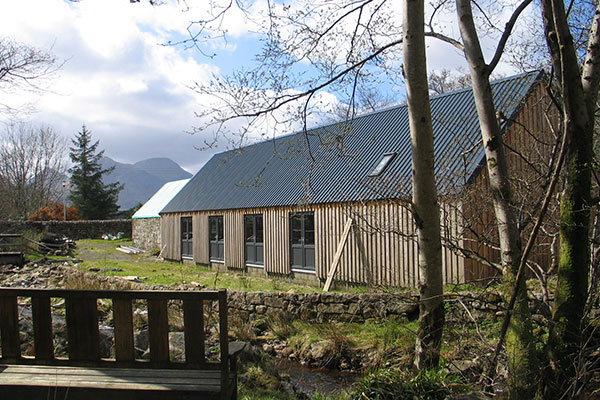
540 1 600 397
455 1 538 397
0 123 68 219
0 37 59 117
404 0 444 370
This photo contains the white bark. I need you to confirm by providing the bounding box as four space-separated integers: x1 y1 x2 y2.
403 0 445 370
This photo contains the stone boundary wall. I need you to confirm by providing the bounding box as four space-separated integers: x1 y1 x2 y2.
227 290 504 323
0 220 132 240
18 263 505 324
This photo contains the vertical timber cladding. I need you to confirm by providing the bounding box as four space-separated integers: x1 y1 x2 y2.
440 200 465 284
193 207 294 273
462 82 557 281
315 201 464 287
217 207 292 272
264 207 292 275
223 210 245 270
193 214 209 264
159 213 182 260
502 81 556 273
161 202 464 285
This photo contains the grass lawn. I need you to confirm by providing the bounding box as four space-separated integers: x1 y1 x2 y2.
74 239 323 293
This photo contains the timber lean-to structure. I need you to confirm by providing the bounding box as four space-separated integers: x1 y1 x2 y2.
159 71 557 288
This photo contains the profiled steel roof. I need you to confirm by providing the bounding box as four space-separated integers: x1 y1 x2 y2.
132 179 190 218
162 71 543 213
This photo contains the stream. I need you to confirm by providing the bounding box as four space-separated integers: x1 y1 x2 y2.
277 359 361 398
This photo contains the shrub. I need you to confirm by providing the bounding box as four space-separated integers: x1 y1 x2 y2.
267 312 297 340
28 202 80 221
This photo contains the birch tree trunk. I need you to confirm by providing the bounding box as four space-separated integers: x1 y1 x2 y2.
403 0 445 370
540 1 600 397
456 1 537 397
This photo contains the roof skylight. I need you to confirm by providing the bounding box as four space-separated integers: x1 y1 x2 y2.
369 152 396 177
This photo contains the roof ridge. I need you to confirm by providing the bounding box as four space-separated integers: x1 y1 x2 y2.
162 70 544 213
211 70 543 159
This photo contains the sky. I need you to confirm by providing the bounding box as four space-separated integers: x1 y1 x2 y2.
0 0 528 174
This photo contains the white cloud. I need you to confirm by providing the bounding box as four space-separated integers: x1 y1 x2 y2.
0 0 227 172
0 0 530 176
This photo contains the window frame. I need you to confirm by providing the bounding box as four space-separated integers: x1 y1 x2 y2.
368 152 396 177
244 214 264 266
181 216 193 259
289 212 315 272
209 215 224 262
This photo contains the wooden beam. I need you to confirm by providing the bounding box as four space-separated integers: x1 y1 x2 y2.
32 297 53 360
0 295 20 360
65 298 100 361
147 299 169 362
113 298 135 362
323 218 353 292
353 223 373 286
183 299 205 363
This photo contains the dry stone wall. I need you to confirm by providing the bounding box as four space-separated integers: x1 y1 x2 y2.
0 260 506 325
227 290 505 323
0 220 132 240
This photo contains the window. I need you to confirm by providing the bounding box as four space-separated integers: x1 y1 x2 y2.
181 217 193 258
209 216 224 261
369 152 396 176
290 212 315 271
244 214 264 265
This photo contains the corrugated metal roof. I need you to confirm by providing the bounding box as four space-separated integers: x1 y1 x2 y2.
132 178 190 218
162 71 543 214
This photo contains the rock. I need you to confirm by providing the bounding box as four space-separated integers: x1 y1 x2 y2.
347 303 361 315
387 301 418 316
262 344 274 354
135 328 149 355
309 342 330 361
324 303 347 314
446 359 480 374
485 292 502 303
169 332 186 361
264 296 284 308
256 305 267 314
98 326 114 358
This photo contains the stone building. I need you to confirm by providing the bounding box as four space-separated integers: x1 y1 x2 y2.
132 179 190 250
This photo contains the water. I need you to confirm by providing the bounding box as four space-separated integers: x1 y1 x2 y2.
277 359 361 398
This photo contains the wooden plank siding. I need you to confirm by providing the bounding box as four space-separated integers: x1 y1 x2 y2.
224 211 245 270
314 201 463 287
193 214 209 264
462 80 558 281
159 213 181 261
161 201 464 287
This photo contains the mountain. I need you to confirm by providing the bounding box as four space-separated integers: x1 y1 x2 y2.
101 157 192 210
133 158 192 182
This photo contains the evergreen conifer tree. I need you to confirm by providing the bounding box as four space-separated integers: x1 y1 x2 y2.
68 125 122 220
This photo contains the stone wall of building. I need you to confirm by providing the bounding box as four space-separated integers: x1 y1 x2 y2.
132 218 160 251
0 220 132 240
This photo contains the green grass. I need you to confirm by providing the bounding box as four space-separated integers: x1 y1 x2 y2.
348 368 470 400
74 239 321 292
238 384 299 400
